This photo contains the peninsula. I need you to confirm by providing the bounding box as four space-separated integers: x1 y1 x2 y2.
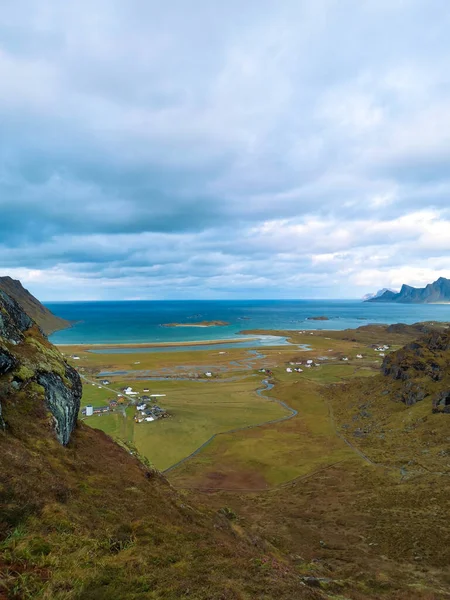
0 275 72 335
365 276 450 304
161 320 230 327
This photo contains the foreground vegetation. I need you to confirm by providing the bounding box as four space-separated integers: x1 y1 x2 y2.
3 318 450 599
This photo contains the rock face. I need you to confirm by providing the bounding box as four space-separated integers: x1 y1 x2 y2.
0 276 71 335
366 277 450 303
0 289 81 444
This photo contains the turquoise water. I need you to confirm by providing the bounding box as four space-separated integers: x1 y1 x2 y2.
46 299 450 345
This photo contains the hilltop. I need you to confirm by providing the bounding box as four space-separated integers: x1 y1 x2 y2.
0 289 319 599
366 276 450 303
0 276 71 335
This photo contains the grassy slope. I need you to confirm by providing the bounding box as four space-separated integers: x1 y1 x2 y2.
1 419 321 600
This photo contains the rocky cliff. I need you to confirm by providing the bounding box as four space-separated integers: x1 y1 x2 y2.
366 277 450 303
0 289 80 444
0 276 71 335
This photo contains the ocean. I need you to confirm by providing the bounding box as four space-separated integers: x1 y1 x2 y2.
46 299 450 345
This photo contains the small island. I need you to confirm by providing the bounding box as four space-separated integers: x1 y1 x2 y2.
161 320 230 328
307 316 329 321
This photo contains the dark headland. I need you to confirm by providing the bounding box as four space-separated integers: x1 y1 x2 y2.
366 276 450 304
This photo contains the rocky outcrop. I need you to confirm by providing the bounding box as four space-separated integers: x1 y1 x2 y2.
0 289 81 444
0 290 33 342
382 330 450 408
37 368 82 445
433 390 450 413
367 277 450 303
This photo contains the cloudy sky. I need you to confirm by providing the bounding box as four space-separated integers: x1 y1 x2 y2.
1 0 450 300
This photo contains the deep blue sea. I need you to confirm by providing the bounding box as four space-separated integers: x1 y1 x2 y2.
46 300 450 345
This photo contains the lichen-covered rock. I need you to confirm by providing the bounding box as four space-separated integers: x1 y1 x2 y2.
37 366 82 445
0 289 81 445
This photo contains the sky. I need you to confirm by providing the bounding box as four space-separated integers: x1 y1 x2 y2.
1 0 450 301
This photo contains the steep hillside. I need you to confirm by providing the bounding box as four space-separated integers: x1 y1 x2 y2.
0 276 71 335
366 277 450 303
0 290 319 600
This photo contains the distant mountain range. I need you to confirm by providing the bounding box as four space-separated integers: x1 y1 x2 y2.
0 276 71 335
365 277 450 304
362 288 398 301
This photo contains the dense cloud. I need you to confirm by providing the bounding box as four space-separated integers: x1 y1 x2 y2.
1 0 450 299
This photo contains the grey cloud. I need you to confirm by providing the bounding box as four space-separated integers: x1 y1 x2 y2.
1 0 450 298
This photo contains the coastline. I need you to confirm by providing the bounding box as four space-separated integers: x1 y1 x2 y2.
56 336 261 349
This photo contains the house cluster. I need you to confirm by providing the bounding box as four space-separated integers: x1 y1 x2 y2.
82 383 168 420
285 360 320 373
134 401 167 423
373 344 390 357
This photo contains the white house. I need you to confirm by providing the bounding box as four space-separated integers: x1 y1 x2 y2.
205 372 212 377
306 360 313 364
136 403 147 411
379 353 385 357
124 386 138 396
145 416 155 422
286 368 292 373
72 355 80 360
342 357 349 361
356 354 363 359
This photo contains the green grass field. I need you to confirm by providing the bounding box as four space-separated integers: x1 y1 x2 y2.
168 378 357 488
86 377 289 471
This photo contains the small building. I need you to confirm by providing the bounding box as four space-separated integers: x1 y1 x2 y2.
342 357 349 361
123 386 138 396
72 355 80 360
136 403 147 411
143 388 150 392
286 368 292 373
101 379 110 385
205 372 212 377
85 405 93 417
356 354 363 359
109 400 118 408
306 360 313 365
